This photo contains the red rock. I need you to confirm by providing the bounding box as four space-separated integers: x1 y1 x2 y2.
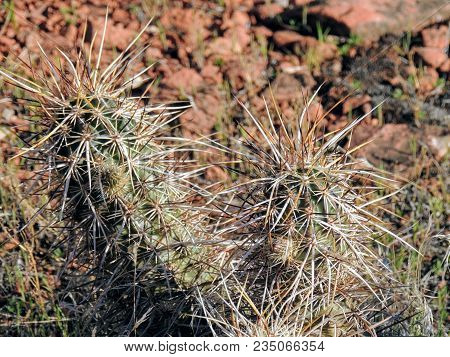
249 96 267 112
47 12 64 31
350 122 379 145
145 47 163 61
23 31 42 53
201 64 223 85
416 25 449 69
128 20 140 32
112 8 129 23
273 30 305 47
220 11 251 50
65 25 78 45
422 25 449 49
354 124 448 175
0 233 19 254
107 24 135 51
256 4 284 20
264 73 302 102
416 47 447 68
308 0 450 41
225 54 267 91
273 31 337 60
418 67 439 93
316 42 338 61
89 17 136 51
89 0 108 6
343 95 371 114
164 68 203 92
177 47 190 67
29 3 47 25
362 103 373 115
253 26 273 38
206 37 243 58
160 8 212 54
222 10 251 29
156 58 182 80
5 28 15 38
269 50 285 63
354 123 414 171
307 101 325 121
440 58 450 72
224 27 251 49
180 89 223 136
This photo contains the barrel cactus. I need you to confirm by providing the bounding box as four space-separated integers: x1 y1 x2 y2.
0 20 215 335
196 90 421 336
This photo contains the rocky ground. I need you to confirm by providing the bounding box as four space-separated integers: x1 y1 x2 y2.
0 0 448 336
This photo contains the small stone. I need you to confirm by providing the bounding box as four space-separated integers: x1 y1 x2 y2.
222 10 250 29
316 42 338 61
418 67 439 93
422 25 449 49
264 73 303 103
206 37 243 58
307 101 325 121
112 8 129 23
416 25 449 69
224 26 251 49
256 4 284 20
47 11 63 31
145 47 163 61
164 68 203 92
108 24 135 51
354 123 415 173
416 47 447 68
253 26 273 38
273 30 305 47
201 64 223 85
180 89 223 136
24 31 41 53
343 95 371 114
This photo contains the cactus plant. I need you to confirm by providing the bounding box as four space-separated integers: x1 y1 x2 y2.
196 90 422 336
0 19 216 335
